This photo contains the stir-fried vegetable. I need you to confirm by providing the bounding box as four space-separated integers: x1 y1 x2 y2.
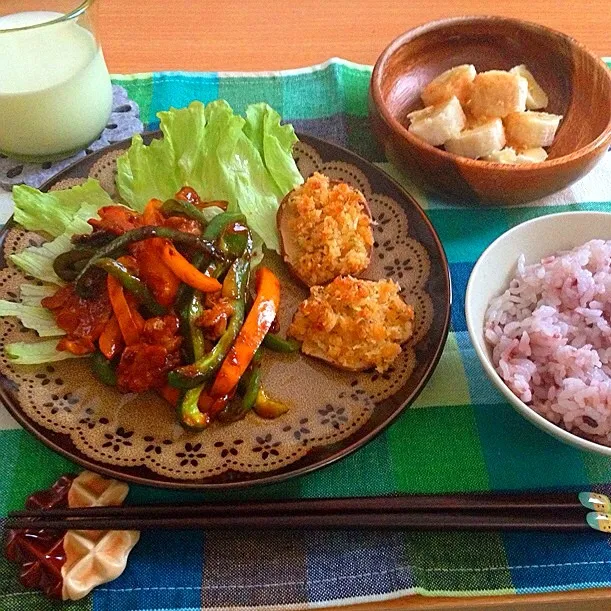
160 198 212 227
133 239 181 308
53 248 95 282
98 316 123 360
168 256 250 389
174 213 250 429
209 267 280 397
74 225 228 297
253 388 290 419
94 257 166 316
107 275 143 346
160 243 222 293
263 333 301 353
91 351 117 386
178 387 210 429
11 181 291 429
218 348 264 423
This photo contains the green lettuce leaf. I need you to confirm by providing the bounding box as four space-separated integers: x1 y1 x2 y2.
10 201 100 284
243 103 303 196
5 340 86 364
116 100 303 252
13 178 112 237
19 284 57 307
5 181 109 364
0 301 64 336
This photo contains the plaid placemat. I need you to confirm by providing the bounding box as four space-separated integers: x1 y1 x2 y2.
2 58 611 611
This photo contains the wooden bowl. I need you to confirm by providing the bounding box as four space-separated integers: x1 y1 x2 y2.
369 16 611 205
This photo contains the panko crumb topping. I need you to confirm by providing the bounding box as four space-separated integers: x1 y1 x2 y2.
288 276 415 372
284 172 373 285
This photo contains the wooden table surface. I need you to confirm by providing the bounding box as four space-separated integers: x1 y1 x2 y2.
98 0 610 72
96 1 611 609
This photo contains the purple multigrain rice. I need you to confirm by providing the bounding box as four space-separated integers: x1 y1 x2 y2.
484 239 611 445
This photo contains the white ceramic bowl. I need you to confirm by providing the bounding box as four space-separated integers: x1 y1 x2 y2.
465 211 611 456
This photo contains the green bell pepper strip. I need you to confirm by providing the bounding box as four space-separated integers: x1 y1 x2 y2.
177 293 208 428
262 333 301 353
218 348 263 423
177 386 210 429
71 230 116 249
180 260 229 363
176 213 245 354
91 351 117 386
177 265 233 430
252 388 290 418
169 255 250 389
74 225 229 298
174 212 246 314
205 213 246 243
53 248 95 281
175 214 251 428
94 257 166 316
242 365 263 412
184 292 205 363
176 216 251 369
160 198 212 229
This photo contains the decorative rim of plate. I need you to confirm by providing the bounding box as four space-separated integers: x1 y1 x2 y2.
0 131 451 489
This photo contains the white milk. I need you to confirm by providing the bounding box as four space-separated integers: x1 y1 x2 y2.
0 11 112 158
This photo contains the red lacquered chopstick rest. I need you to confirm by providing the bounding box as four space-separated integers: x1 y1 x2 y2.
4 471 139 600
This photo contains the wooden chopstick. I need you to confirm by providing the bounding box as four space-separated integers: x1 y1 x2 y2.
4 510 589 532
3 492 595 532
7 491 583 520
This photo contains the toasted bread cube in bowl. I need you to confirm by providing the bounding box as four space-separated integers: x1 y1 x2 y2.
407 96 466 146
468 70 528 119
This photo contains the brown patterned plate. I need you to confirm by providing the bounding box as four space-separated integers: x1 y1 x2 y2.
0 132 451 489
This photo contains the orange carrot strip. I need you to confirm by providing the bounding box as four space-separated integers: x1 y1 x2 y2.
142 198 165 225
197 390 232 417
126 293 146 332
116 256 146 333
107 275 141 346
210 267 280 397
160 242 222 292
98 315 124 360
132 239 180 307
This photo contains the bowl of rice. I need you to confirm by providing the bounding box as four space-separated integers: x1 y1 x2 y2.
465 211 611 455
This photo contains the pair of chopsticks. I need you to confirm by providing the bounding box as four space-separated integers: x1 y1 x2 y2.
5 491 611 533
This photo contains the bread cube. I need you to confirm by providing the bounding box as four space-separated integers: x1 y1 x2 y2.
510 65 549 110
504 111 562 149
468 70 528 119
444 118 506 159
421 64 476 107
407 96 467 146
484 147 518 163
516 147 548 162
483 146 548 164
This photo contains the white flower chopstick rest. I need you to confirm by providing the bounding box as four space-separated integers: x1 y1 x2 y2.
62 471 140 600
5 470 140 601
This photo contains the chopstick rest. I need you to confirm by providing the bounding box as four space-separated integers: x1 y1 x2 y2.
4 471 139 601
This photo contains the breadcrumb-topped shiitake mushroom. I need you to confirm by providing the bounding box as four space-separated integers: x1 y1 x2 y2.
287 276 414 372
277 172 373 286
